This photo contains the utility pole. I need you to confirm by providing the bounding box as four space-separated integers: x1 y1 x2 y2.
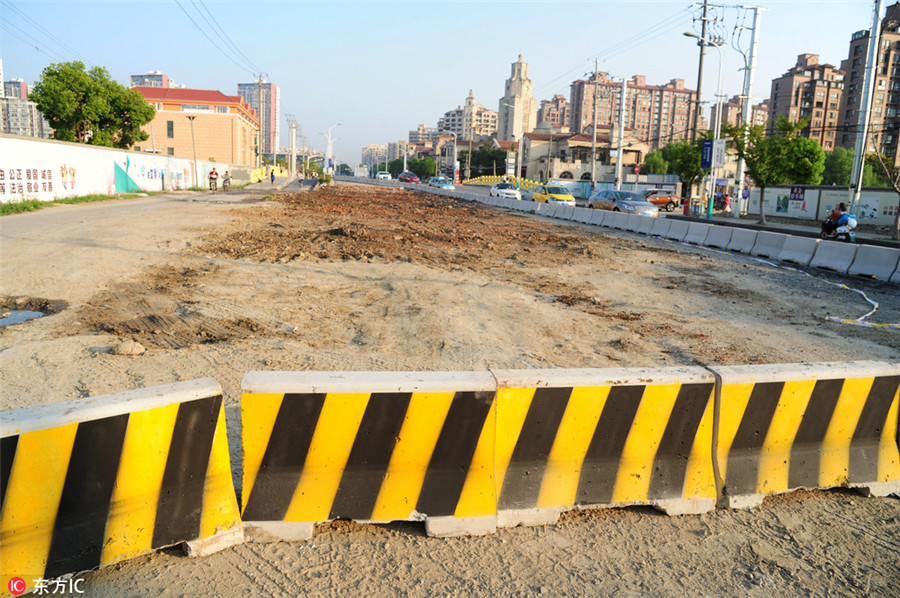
849 0 886 210
286 114 296 179
733 5 764 218
186 115 198 189
692 0 709 143
590 59 599 195
615 77 627 190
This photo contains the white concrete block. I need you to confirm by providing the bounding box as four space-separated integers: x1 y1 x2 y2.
809 240 859 273
683 222 711 245
704 225 733 249
779 236 819 265
664 219 690 241
648 218 671 237
848 245 900 280
726 228 758 253
750 231 789 259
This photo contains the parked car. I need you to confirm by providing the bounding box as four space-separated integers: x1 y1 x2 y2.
428 176 455 190
588 189 659 217
489 182 522 200
376 171 392 180
529 184 576 206
398 171 420 183
642 188 681 212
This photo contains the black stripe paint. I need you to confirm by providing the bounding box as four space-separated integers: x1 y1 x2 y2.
44 414 129 578
416 391 494 517
330 392 412 519
499 387 571 509
724 382 784 498
241 393 326 521
576 385 644 505
648 383 715 500
788 378 844 489
152 395 222 548
849 376 900 484
1 434 17 513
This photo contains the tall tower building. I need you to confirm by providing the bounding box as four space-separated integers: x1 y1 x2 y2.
238 80 281 156
768 54 843 151
438 90 498 140
3 78 28 99
497 55 537 142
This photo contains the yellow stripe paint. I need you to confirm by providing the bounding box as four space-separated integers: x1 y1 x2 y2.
683 387 717 500
715 383 756 482
757 380 816 494
371 392 455 521
284 393 369 522
878 381 900 482
0 424 78 589
455 397 497 518
241 393 284 513
101 404 179 566
819 378 869 487
613 384 680 504
200 406 241 539
494 388 535 498
537 386 610 508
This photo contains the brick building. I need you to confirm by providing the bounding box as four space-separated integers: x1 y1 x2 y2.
131 87 259 166
538 94 570 130
768 54 843 150
709 95 770 132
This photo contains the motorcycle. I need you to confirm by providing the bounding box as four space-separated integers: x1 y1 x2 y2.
820 213 857 243
222 178 231 191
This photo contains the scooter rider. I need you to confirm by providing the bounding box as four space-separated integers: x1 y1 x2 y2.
222 170 232 191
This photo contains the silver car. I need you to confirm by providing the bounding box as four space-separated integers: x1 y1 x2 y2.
588 189 659 217
489 182 522 200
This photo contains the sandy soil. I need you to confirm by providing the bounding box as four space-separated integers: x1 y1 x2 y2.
1 182 898 597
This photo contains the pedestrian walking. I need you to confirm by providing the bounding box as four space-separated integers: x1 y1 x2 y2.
270 170 276 185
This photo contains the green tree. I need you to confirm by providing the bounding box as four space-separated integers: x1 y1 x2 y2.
782 136 825 184
867 153 900 240
337 163 353 175
408 157 436 179
29 61 154 148
822 147 853 185
459 143 508 177
642 149 668 175
660 138 708 200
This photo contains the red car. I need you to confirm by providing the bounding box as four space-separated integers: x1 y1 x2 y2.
642 189 681 212
398 171 420 183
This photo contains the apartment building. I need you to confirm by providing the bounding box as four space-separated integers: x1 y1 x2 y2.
569 73 696 150
237 80 280 156
438 90 498 141
708 95 770 132
538 94 570 130
131 86 259 165
361 144 387 168
838 2 900 162
129 71 185 88
768 54 843 150
409 124 438 144
4 78 28 99
497 55 537 142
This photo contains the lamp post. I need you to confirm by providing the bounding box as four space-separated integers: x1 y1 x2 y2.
685 31 723 220
186 115 199 189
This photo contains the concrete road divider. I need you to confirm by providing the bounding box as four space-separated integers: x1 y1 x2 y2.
603 211 628 230
491 367 718 526
809 240 859 273
726 228 758 253
573 207 593 224
560 206 575 220
711 361 900 509
684 222 711 245
240 371 499 539
590 209 606 226
624 215 645 233
779 236 819 265
664 219 690 242
649 217 671 237
847 245 900 280
0 380 241 594
704 225 733 249
750 231 788 259
633 215 656 235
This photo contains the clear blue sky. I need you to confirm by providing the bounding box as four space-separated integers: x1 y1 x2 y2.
0 0 877 164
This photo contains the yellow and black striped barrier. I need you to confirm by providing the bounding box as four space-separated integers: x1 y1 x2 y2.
0 379 242 595
714 361 900 508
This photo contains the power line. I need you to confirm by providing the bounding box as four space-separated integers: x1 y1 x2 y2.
192 0 261 74
0 18 67 63
173 0 256 76
1 0 92 65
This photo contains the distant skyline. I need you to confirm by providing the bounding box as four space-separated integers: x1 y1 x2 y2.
0 0 880 164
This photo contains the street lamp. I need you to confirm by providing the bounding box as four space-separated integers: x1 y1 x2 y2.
186 115 199 189
322 123 341 175
685 31 723 220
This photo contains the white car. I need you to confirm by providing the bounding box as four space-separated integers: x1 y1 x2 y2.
489 182 522 200
375 171 392 180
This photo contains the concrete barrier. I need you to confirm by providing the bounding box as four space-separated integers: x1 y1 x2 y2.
779 236 819 265
491 367 718 525
704 225 733 249
545 204 561 219
560 206 576 220
589 209 606 226
848 245 900 280
893 266 900 284
623 215 645 233
809 240 859 273
750 231 789 259
711 361 900 509
664 220 690 242
683 222 712 245
603 211 628 230
726 228 758 253
572 207 593 224
649 218 671 237
633 215 656 235
240 371 499 540
0 380 242 593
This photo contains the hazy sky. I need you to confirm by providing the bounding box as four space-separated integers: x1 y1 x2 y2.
0 0 878 164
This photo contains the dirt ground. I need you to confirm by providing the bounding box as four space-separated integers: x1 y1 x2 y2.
1 182 899 596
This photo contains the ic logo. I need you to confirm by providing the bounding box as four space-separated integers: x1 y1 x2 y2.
8 577 26 595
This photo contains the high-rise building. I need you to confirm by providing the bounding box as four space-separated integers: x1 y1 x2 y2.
497 55 537 142
1 97 51 138
438 90 498 140
709 95 770 132
569 73 696 150
409 124 438 144
4 78 28 99
130 71 172 88
237 80 280 156
361 144 387 168
838 2 900 162
768 54 843 150
538 94 570 130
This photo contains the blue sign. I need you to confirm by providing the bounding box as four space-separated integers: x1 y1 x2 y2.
700 139 713 169
742 186 750 199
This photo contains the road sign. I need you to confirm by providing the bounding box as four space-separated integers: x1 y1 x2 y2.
713 140 727 168
700 139 713 169
742 186 750 199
